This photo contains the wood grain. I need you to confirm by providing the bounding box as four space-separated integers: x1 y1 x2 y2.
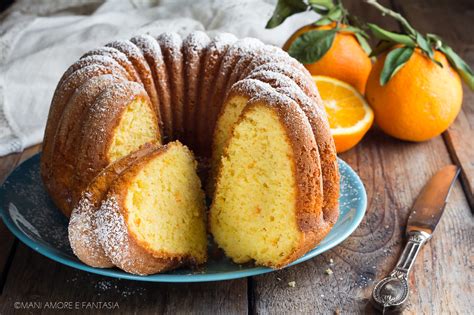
1 145 41 293
0 243 248 315
0 151 22 294
392 0 474 210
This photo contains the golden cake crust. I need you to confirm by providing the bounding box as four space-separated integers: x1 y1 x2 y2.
202 38 264 155
81 47 142 83
245 70 325 220
248 63 340 227
96 193 178 275
48 74 124 214
157 33 184 140
69 82 159 216
68 143 158 268
106 40 160 113
194 33 237 154
212 90 323 268
182 31 210 148
95 143 203 275
41 64 130 212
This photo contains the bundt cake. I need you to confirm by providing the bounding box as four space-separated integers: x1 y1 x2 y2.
41 31 339 273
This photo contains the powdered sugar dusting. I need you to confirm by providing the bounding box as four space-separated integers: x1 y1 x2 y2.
183 31 210 53
131 34 163 59
82 46 141 83
95 195 130 268
106 40 142 60
226 78 274 100
59 55 123 86
68 192 113 267
157 32 183 59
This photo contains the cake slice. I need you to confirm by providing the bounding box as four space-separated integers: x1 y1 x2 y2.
210 91 323 268
69 143 158 268
96 141 207 275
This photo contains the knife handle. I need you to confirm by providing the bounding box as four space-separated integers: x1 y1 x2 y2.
372 230 431 310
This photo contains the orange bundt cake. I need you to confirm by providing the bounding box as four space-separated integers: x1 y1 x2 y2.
41 31 339 273
96 141 207 275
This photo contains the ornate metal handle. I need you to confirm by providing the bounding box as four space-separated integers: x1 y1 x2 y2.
372 231 431 311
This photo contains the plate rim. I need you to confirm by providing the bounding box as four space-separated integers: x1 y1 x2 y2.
0 154 367 283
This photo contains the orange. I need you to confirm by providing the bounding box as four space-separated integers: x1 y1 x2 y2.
365 48 463 142
313 76 374 153
283 23 372 94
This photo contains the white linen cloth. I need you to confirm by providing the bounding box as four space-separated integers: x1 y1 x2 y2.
0 0 317 156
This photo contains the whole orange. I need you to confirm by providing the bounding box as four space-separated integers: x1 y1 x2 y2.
283 23 372 94
365 48 463 142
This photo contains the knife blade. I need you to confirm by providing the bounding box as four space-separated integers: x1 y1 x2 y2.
406 164 460 236
372 164 460 311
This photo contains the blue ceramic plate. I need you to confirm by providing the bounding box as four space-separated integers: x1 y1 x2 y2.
0 154 366 282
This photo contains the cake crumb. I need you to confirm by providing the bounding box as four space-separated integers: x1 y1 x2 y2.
329 258 334 264
325 268 333 275
288 281 296 287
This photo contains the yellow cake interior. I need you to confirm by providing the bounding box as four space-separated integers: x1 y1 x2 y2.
210 104 301 267
209 95 250 192
108 97 160 162
125 142 207 263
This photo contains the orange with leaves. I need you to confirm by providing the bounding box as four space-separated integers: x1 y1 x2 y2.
283 23 372 94
366 48 463 141
363 0 472 142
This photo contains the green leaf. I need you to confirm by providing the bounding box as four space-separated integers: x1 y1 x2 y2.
370 41 394 57
310 6 330 15
416 32 434 58
288 29 337 64
308 0 335 9
326 6 342 21
266 0 307 29
439 45 474 90
367 23 415 47
427 33 443 50
380 46 414 85
314 17 333 26
341 26 369 38
355 32 372 55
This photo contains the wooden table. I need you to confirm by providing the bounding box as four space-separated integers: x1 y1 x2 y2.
0 0 472 313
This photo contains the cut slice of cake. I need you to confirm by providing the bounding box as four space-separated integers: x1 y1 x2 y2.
96 141 207 275
69 143 158 268
209 91 324 268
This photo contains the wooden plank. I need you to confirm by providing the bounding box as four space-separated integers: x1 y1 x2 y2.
0 151 22 294
0 243 247 314
0 145 41 288
392 0 474 209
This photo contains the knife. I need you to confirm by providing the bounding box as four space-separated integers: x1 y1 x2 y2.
372 165 460 311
